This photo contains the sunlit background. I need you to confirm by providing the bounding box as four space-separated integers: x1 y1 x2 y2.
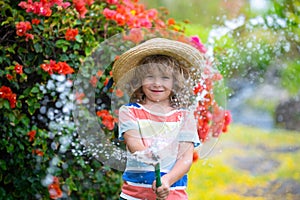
1 0 299 199
141 0 300 199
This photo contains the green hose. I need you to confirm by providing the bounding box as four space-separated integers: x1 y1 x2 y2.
155 163 162 187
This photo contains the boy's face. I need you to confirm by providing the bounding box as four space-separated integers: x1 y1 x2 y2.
142 66 173 105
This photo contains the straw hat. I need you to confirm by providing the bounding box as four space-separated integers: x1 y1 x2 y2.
112 37 205 84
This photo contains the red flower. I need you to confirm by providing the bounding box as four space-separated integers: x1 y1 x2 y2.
32 149 44 156
27 130 36 142
31 18 40 25
102 114 116 130
147 9 158 20
16 21 32 36
123 28 144 44
103 77 109 86
40 63 53 75
40 60 74 75
36 149 44 156
190 36 207 54
41 6 52 17
106 0 118 4
222 111 232 132
96 70 103 77
103 8 116 19
96 110 117 130
14 63 23 74
48 177 63 199
154 19 166 29
89 76 98 87
75 92 85 104
167 18 175 26
0 86 17 109
85 0 94 6
210 106 232 138
25 33 34 41
19 0 70 16
115 89 123 97
96 110 109 118
115 13 126 25
56 62 74 75
192 151 199 162
65 28 78 41
102 0 160 28
73 0 88 18
6 74 13 80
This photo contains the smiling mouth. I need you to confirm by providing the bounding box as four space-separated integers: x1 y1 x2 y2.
151 90 163 92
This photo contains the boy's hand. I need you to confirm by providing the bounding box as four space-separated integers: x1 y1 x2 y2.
152 176 170 200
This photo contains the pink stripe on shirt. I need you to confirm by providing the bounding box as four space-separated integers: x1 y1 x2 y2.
121 181 188 200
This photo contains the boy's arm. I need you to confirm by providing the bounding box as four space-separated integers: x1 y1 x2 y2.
163 142 194 185
153 142 194 199
123 130 147 153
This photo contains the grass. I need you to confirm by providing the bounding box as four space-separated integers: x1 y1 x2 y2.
187 124 300 200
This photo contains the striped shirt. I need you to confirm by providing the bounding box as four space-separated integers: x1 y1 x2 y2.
118 103 200 200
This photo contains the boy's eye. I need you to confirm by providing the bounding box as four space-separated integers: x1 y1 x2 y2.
162 76 170 79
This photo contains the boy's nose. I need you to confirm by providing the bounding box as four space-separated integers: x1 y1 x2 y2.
153 78 162 86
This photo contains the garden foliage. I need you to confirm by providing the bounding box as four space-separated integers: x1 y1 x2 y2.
0 0 176 199
0 0 230 199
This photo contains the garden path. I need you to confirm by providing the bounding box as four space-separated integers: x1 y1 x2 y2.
215 138 300 199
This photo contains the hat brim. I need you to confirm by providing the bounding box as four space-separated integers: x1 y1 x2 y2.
112 38 205 84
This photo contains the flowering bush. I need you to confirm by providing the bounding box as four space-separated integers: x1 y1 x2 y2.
0 0 230 199
0 0 181 199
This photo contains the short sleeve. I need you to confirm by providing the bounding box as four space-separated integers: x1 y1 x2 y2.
178 110 201 147
118 104 139 141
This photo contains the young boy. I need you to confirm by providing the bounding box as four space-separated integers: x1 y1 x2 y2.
112 38 203 200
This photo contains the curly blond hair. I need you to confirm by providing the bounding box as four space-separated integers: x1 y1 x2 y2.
126 55 192 108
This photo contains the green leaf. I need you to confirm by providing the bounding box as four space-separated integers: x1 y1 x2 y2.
45 46 52 55
23 87 31 96
62 45 68 52
95 170 103 181
66 177 77 191
34 102 40 110
17 46 28 54
7 144 14 153
4 173 12 184
75 35 83 43
85 47 92 56
8 112 16 123
24 66 35 74
33 43 43 53
77 171 84 179
59 54 69 61
74 19 83 25
37 92 44 99
26 98 35 106
3 100 10 109
1 17 13 26
28 105 36 115
18 143 24 151
6 46 16 53
0 160 7 171
21 115 30 126
16 101 22 108
56 39 70 48
73 43 80 50
30 86 39 93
